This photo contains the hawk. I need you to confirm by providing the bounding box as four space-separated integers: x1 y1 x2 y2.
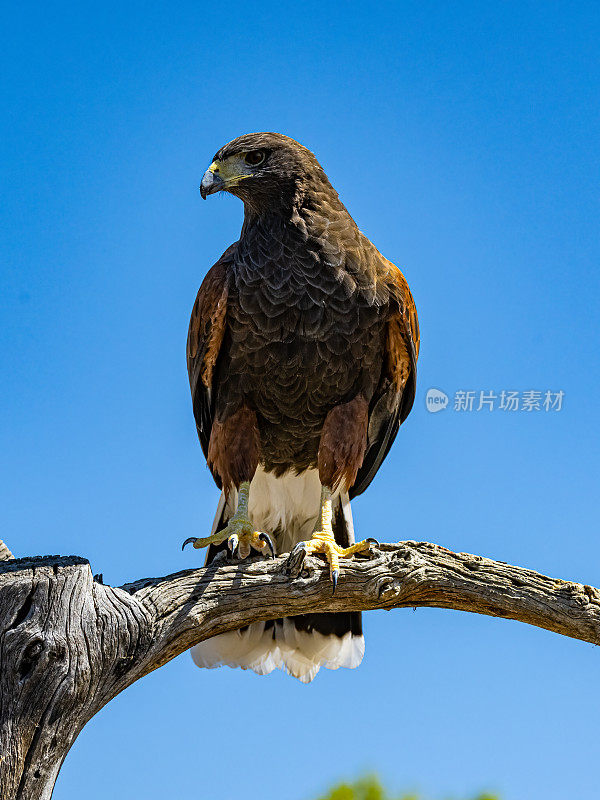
184 133 419 682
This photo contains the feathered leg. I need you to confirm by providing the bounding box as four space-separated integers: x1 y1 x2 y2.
182 406 274 559
289 395 378 592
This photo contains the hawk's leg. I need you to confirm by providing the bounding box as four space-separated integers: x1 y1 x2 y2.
288 396 377 593
289 487 377 592
182 481 274 558
182 406 273 558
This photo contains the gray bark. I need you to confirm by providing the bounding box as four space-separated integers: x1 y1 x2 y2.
0 540 14 561
1 539 599 799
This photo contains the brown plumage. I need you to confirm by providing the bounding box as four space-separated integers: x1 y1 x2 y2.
207 405 259 491
186 132 419 683
318 395 369 490
188 132 419 495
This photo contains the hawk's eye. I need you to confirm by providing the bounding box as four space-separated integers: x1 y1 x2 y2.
244 150 266 167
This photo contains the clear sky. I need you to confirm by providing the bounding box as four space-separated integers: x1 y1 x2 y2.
1 2 599 798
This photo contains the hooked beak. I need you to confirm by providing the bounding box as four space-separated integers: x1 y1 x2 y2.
200 167 225 199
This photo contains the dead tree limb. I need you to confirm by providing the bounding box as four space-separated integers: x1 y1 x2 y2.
1 539 599 799
0 540 14 561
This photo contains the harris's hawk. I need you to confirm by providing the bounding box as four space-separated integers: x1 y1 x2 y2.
184 133 419 682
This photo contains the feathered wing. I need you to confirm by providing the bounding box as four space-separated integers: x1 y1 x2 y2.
351 261 420 498
187 244 236 479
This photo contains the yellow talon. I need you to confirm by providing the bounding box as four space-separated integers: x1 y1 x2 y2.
290 487 376 592
182 482 275 558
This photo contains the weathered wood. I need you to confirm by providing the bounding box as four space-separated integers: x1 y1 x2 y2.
0 540 14 561
1 540 600 798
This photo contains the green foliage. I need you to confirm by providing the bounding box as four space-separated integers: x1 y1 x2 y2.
316 775 499 800
317 775 388 800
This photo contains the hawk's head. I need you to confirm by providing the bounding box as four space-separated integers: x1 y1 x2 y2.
200 132 328 213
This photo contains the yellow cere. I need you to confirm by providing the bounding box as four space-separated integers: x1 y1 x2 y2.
208 156 252 187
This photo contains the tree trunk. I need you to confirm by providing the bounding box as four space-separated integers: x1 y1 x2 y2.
1 538 600 798
0 556 152 799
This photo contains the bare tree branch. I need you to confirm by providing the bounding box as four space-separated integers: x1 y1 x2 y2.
0 539 14 560
1 541 599 799
122 542 600 674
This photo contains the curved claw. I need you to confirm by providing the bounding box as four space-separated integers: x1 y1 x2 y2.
227 533 239 556
331 569 339 595
259 532 275 559
182 537 198 551
365 537 379 547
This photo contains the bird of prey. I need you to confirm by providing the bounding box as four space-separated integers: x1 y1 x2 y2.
184 132 419 682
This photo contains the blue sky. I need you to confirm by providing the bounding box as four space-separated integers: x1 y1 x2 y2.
1 2 599 798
